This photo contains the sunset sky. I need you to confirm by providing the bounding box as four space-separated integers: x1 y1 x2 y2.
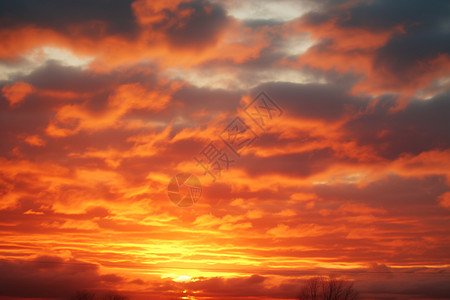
1 0 450 299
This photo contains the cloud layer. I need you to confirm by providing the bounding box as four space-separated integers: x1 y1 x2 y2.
1 0 449 299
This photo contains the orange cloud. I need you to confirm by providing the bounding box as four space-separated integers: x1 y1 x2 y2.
1 81 35 107
438 192 450 209
24 135 46 146
286 16 403 77
47 81 177 136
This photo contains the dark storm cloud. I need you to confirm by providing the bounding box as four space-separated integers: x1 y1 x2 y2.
19 60 161 93
344 90 450 159
0 256 123 299
335 0 450 31
172 85 242 114
355 0 450 81
303 0 450 82
254 81 368 121
151 0 230 49
240 148 351 177
304 0 450 34
314 174 449 215
0 0 138 38
22 60 115 93
375 24 450 82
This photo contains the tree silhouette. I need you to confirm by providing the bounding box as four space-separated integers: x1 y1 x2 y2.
71 291 128 300
298 276 358 300
102 291 128 300
71 291 96 300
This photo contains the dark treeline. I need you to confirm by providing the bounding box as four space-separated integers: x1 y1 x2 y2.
71 290 128 300
71 276 358 300
298 276 358 300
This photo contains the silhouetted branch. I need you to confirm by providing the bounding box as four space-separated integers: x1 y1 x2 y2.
298 276 358 300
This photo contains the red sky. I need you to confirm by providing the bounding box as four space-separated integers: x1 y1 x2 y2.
1 0 450 299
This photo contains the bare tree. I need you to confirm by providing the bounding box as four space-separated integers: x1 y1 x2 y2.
102 291 128 300
71 291 96 300
298 276 358 300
